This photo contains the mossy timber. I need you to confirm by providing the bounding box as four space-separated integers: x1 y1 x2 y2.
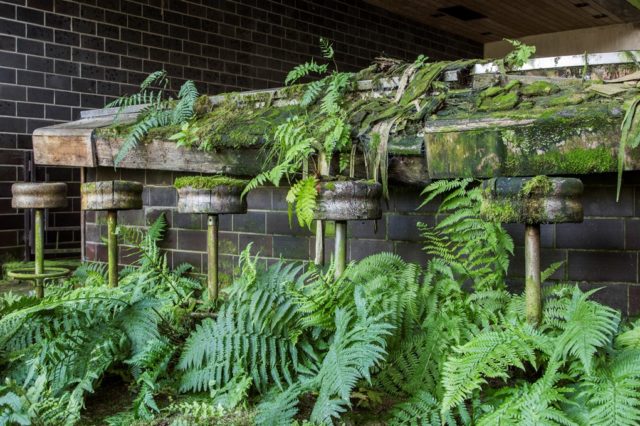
33 53 640 182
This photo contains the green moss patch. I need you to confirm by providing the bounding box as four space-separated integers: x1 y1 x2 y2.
174 176 248 190
521 81 560 97
504 146 616 175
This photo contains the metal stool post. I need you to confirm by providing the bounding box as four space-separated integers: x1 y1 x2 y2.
481 176 583 326
177 183 247 301
81 181 143 287
10 182 70 298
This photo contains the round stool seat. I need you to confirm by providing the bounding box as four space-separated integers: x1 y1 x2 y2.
314 180 382 221
481 176 583 225
81 180 143 211
177 185 247 214
12 182 67 209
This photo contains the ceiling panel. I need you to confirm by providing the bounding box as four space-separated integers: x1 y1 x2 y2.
364 0 640 43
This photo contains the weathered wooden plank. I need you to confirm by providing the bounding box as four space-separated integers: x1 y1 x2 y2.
33 127 95 167
95 137 266 176
32 115 137 167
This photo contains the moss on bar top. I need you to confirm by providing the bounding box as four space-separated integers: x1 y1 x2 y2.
94 57 640 181
174 175 248 189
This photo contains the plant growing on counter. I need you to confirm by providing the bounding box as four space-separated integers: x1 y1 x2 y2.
242 38 354 229
107 70 199 165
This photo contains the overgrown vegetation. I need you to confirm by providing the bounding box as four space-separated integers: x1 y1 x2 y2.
243 38 355 228
106 70 199 165
0 214 201 424
2 180 639 425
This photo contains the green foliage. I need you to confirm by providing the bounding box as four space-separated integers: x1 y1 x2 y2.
2 177 639 426
169 121 201 148
502 38 537 70
286 176 318 228
245 39 353 228
0 215 200 424
107 71 200 166
178 259 314 393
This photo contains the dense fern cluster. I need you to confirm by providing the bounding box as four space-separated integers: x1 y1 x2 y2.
2 180 640 425
0 215 201 425
177 179 640 425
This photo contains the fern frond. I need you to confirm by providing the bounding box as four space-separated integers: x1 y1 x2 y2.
286 176 318 229
441 324 552 415
555 286 620 374
255 383 303 426
284 60 328 85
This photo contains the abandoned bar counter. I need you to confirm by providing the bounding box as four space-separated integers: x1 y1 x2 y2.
32 51 640 315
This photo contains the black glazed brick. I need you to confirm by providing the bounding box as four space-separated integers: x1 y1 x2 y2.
272 235 309 260
348 219 386 240
54 60 78 76
394 241 431 265
0 4 14 19
54 29 79 46
17 70 44 86
178 229 206 252
46 74 70 89
350 239 393 261
17 102 44 117
582 186 634 217
17 7 44 24
0 100 15 115
0 51 25 68
46 43 70 59
17 38 43 55
233 211 266 234
0 35 15 51
148 186 177 206
0 67 15 83
239 233 272 257
568 251 636 283
0 18 25 36
27 25 52 41
626 219 640 250
266 211 312 236
556 219 624 250
28 87 53 102
0 84 26 100
54 90 79 106
27 56 53 72
387 214 436 241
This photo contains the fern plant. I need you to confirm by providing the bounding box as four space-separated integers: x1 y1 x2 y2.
106 70 200 165
0 215 199 424
243 38 354 228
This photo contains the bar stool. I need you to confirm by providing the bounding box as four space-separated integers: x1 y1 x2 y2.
314 181 382 278
81 180 143 287
481 176 583 325
9 182 69 298
176 183 247 301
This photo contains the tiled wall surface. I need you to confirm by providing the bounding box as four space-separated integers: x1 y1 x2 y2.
0 0 481 259
85 168 640 317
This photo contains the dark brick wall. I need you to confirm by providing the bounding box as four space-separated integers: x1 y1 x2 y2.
84 168 640 317
0 0 481 259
